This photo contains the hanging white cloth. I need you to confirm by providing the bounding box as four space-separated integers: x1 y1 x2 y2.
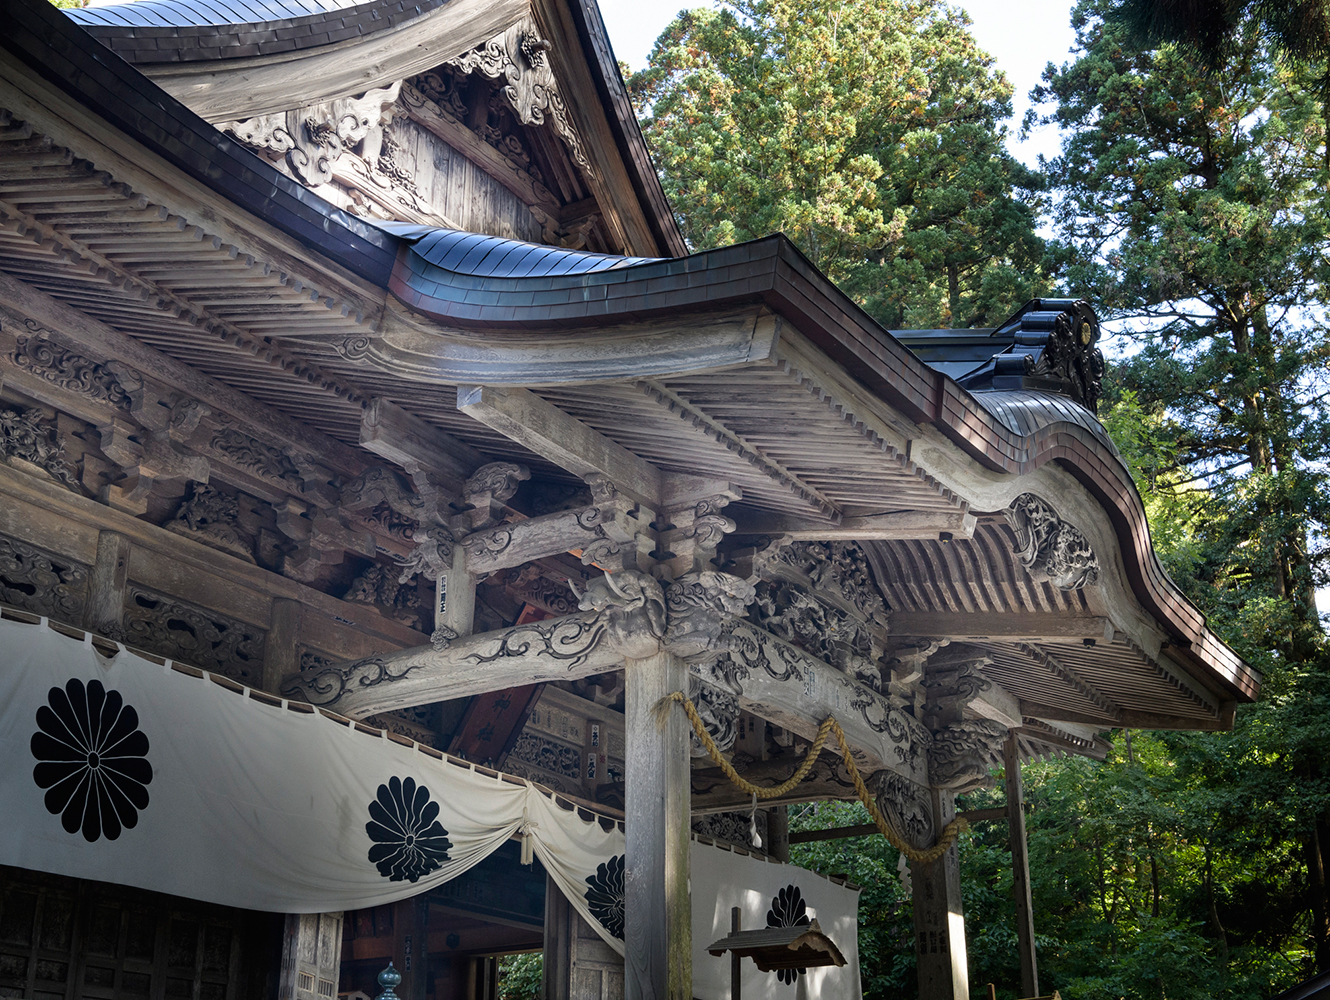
0 614 859 994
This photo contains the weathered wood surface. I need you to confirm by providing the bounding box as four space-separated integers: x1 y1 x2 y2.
141 0 530 122
1004 734 1040 998
85 529 131 635
0 271 366 478
624 650 692 1000
360 397 483 492
281 607 662 718
890 611 1113 641
457 384 744 510
910 789 969 1000
734 509 976 540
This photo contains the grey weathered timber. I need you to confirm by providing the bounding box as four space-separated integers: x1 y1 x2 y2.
1004 733 1039 998
140 0 530 122
461 502 633 576
360 397 482 494
281 607 662 718
544 875 625 1000
278 911 343 1000
624 650 691 1000
718 619 927 777
890 611 1114 641
0 272 366 478
85 529 131 635
735 509 977 540
459 384 663 507
263 598 303 694
456 385 742 510
690 753 872 813
911 789 969 1000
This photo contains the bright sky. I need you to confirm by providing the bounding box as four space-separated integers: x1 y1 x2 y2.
597 0 1079 167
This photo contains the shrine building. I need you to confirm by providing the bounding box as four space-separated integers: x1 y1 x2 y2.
0 2 1258 999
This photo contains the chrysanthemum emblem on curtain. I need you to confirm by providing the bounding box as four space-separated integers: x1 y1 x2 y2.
30 678 153 843
584 854 626 939
366 776 453 882
766 884 811 984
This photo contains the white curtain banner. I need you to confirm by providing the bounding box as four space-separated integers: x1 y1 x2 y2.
0 615 860 979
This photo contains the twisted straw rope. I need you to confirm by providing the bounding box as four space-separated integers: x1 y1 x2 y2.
654 691 967 865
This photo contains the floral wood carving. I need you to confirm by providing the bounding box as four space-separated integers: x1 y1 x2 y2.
446 17 595 178
927 719 1006 793
0 536 88 623
208 427 303 488
10 336 131 410
166 482 256 564
106 587 265 685
0 407 77 487
1005 493 1100 589
222 81 402 187
875 772 935 851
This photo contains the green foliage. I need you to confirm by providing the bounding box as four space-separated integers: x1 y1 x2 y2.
629 0 1049 329
496 952 541 1000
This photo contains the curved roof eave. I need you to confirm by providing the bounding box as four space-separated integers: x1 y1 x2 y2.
65 0 688 258
385 227 1260 704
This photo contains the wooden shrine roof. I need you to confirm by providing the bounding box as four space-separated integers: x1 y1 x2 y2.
0 0 1260 758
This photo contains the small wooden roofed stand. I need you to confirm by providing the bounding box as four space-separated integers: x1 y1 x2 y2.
0 1 1258 1000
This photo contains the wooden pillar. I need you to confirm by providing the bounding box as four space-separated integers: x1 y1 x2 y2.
1004 734 1039 998
277 912 343 1000
435 546 476 643
392 895 430 1000
767 806 790 862
264 598 303 693
910 789 968 1000
624 650 691 1000
544 874 625 1000
85 529 131 634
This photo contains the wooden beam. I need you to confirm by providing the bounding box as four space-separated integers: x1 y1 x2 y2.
1004 734 1039 998
281 607 662 719
734 509 976 541
890 612 1113 641
360 397 483 492
84 529 131 636
143 0 531 122
785 807 1012 845
0 270 367 477
1019 701 1119 728
460 384 662 506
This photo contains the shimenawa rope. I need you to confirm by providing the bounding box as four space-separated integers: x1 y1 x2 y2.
653 691 967 865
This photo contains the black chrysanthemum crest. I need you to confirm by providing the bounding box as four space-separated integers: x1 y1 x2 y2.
31 678 153 843
584 854 626 939
366 776 453 882
766 884 812 985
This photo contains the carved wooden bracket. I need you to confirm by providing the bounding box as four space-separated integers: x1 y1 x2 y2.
446 16 595 179
220 82 403 187
1005 493 1100 589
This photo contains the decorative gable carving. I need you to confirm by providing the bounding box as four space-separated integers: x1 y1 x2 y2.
445 16 595 179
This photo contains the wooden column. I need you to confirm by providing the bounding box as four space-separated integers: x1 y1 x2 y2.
278 912 343 1000
264 598 303 693
624 650 691 1000
544 874 625 1000
910 789 968 1000
393 894 430 1000
436 546 476 642
1004 734 1039 998
85 529 131 634
767 806 790 862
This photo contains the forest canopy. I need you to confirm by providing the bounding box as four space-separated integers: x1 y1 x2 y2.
628 1 1330 998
